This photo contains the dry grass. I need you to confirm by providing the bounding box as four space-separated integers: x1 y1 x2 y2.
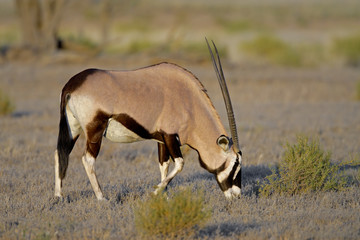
134 187 211 239
0 89 14 116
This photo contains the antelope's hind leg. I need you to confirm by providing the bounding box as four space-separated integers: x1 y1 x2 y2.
154 135 184 195
82 150 104 200
54 150 63 198
54 108 81 198
82 112 109 200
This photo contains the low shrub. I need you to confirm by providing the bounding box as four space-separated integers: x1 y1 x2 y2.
333 33 360 67
133 187 211 239
0 89 15 116
260 135 347 197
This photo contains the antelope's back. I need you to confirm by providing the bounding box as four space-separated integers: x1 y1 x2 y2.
67 63 208 138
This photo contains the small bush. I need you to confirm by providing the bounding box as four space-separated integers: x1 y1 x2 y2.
134 187 211 239
333 33 360 67
241 34 303 67
260 136 347 197
0 89 15 116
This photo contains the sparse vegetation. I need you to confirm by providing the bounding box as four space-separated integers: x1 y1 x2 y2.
124 40 157 54
0 27 19 45
181 41 227 61
356 80 360 100
134 187 211 239
260 136 347 197
240 34 304 67
333 33 360 67
0 89 14 116
217 18 255 33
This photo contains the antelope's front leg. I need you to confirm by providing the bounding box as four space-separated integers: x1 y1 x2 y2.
157 142 170 182
154 135 183 195
159 160 170 182
154 157 184 195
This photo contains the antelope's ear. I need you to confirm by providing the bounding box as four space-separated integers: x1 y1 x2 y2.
217 135 231 151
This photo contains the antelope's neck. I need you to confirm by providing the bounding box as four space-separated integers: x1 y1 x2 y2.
187 106 228 172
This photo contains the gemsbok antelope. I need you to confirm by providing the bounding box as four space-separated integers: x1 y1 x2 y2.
54 39 242 200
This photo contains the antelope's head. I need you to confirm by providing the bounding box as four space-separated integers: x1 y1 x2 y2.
207 39 242 199
215 135 242 199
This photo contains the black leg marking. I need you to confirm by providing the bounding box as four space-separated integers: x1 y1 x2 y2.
162 134 182 160
158 142 170 165
86 111 110 158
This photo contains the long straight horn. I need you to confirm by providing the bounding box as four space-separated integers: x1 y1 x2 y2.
206 38 240 153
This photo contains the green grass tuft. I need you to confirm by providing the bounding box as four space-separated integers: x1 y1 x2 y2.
333 33 360 67
133 187 211 239
0 89 15 116
260 135 347 197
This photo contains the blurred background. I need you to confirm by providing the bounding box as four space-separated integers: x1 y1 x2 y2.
1 0 360 67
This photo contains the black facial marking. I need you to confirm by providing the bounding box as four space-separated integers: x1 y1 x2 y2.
216 160 240 192
233 167 241 188
228 161 239 184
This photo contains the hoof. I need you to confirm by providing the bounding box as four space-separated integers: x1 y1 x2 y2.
54 193 64 200
98 197 109 202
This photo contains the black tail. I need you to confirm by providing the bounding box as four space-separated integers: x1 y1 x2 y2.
56 93 75 179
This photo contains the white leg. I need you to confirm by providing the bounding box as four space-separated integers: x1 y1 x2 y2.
159 160 170 182
82 152 104 200
154 157 184 195
232 185 241 197
54 150 63 198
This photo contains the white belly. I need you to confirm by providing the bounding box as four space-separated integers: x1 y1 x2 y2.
103 118 144 143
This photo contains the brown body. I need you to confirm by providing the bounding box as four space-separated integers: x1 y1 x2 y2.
55 42 242 200
66 63 226 170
